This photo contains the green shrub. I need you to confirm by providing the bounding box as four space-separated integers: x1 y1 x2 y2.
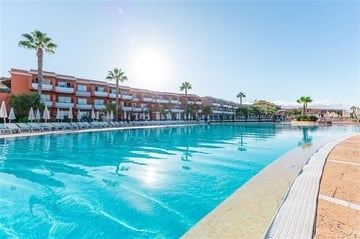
296 115 318 121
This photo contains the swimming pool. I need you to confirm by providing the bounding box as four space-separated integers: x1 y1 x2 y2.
0 124 357 238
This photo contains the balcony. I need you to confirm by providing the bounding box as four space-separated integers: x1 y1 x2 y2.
156 99 168 104
132 107 142 112
93 91 108 97
76 104 92 110
55 86 74 94
187 101 194 105
223 104 232 108
32 83 53 91
170 100 179 104
55 102 74 108
122 106 132 111
94 104 106 110
109 93 118 98
195 101 202 105
212 103 221 107
44 101 53 107
171 109 184 113
121 95 132 100
143 97 153 102
132 98 139 102
76 91 91 97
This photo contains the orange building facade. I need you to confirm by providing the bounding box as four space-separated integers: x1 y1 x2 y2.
2 68 239 121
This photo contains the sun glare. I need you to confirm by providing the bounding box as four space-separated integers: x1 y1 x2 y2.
130 47 171 89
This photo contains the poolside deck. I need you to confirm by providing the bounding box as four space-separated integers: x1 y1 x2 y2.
314 135 360 238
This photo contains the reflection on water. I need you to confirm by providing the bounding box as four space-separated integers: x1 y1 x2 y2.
0 124 358 238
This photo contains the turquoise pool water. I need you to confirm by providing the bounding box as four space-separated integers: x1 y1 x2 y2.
0 124 358 238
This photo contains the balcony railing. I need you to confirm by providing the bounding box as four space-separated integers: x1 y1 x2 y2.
212 103 221 107
187 101 194 105
223 104 232 108
132 107 142 112
44 101 53 107
170 100 179 104
93 91 108 97
171 109 184 113
55 102 74 108
109 93 117 98
195 101 202 105
32 83 53 91
55 86 74 94
122 106 132 111
132 98 139 102
121 95 132 100
76 91 91 97
156 99 168 104
76 104 92 110
143 97 153 102
94 104 106 110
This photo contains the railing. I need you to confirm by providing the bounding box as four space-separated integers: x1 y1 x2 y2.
55 86 74 94
156 99 168 104
143 97 153 102
132 107 142 112
122 106 132 111
109 93 117 98
94 104 106 110
171 109 184 113
212 103 221 107
76 104 92 110
55 102 74 108
170 100 179 104
132 98 139 102
195 101 202 105
121 95 132 100
93 91 108 97
75 91 91 97
32 83 53 91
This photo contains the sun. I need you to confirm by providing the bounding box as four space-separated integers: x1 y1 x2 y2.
130 47 171 89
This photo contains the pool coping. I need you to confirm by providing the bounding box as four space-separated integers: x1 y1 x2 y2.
181 133 357 239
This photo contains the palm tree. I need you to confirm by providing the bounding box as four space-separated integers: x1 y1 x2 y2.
18 30 57 96
296 96 313 117
236 92 246 107
106 68 128 121
180 81 192 120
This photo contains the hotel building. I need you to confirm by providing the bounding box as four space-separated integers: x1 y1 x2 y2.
0 69 239 121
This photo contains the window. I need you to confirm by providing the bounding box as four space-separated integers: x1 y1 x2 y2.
58 96 71 103
96 87 105 92
110 89 116 93
94 99 104 105
78 98 87 104
78 85 87 91
58 82 67 87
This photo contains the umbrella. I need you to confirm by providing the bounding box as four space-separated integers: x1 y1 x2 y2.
68 107 73 122
43 105 50 122
96 111 100 120
0 101 8 126
110 110 114 121
77 109 82 121
8 107 16 122
28 107 35 122
56 108 63 122
91 108 96 121
124 111 127 120
106 111 110 121
35 109 41 122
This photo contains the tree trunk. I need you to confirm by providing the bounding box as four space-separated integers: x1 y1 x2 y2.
116 79 119 121
185 90 188 120
37 48 43 96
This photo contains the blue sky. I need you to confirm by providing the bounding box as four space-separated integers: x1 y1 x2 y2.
1 0 359 109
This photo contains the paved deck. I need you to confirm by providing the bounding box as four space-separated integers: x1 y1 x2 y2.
314 135 360 238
